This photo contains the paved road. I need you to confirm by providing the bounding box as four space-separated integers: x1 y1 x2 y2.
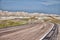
0 23 39 36
57 24 60 40
0 22 54 40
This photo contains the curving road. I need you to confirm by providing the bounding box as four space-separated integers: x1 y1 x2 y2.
57 24 60 40
0 22 54 40
0 23 39 36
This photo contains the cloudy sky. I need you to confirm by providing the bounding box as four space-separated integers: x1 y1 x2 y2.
0 0 60 14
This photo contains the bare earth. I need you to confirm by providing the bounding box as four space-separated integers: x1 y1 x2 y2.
0 22 53 40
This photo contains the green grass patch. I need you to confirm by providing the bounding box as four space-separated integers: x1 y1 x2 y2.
0 20 27 28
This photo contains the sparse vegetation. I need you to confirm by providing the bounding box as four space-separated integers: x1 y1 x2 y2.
43 16 60 24
50 19 60 24
0 20 27 28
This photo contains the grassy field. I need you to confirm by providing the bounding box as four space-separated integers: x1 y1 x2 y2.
0 20 27 28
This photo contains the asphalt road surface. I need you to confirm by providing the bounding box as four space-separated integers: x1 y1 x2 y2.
0 23 39 36
57 24 60 40
0 22 54 40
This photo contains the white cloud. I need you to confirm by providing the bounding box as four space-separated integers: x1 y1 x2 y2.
41 1 60 6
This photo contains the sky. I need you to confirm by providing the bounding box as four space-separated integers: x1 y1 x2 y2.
0 0 60 14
